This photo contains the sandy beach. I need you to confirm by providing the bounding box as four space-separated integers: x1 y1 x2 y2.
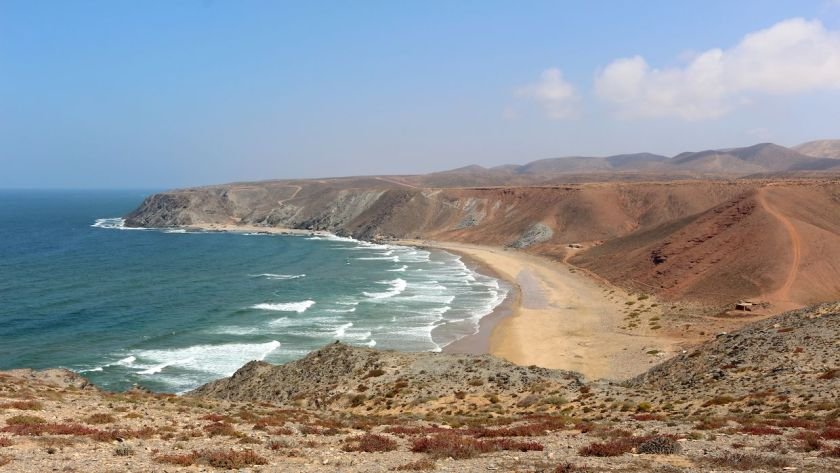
405 240 681 381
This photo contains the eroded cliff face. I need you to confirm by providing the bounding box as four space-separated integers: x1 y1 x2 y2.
124 178 840 306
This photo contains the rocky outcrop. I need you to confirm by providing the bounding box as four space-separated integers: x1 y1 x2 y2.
0 368 95 390
508 222 553 248
626 302 840 409
190 342 584 413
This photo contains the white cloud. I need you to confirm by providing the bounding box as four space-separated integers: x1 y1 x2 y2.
594 18 840 120
516 68 580 119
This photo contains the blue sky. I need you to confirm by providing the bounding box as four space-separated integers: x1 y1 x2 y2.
2 1 840 188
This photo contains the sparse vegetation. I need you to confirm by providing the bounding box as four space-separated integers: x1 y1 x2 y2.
702 451 791 470
155 449 267 468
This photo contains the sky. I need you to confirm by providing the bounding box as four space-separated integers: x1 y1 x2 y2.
2 1 840 188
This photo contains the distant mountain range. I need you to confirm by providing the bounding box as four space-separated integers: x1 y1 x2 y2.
417 140 840 187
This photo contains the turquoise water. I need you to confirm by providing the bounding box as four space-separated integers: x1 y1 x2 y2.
0 190 507 393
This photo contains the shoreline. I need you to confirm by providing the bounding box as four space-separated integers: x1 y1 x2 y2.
431 247 521 356
172 223 519 356
176 224 521 356
398 240 681 381
170 224 679 380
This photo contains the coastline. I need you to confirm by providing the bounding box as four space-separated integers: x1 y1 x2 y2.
397 240 681 381
432 247 521 356
179 224 522 356
175 225 678 381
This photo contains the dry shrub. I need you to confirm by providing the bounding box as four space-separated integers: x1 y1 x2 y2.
822 446 840 458
467 423 546 438
579 435 653 457
267 438 294 450
154 451 199 466
201 413 232 422
774 418 816 429
411 432 495 459
364 368 386 379
631 413 663 421
817 368 838 380
0 400 43 411
0 455 10 467
795 431 824 452
114 445 134 456
203 422 239 437
2 422 98 437
694 417 728 430
90 427 155 442
739 424 781 436
0 438 12 447
636 436 682 455
5 415 45 426
84 413 116 425
342 433 398 453
821 427 840 440
487 438 544 452
703 395 737 407
383 425 449 437
410 431 542 459
201 449 268 468
154 449 267 468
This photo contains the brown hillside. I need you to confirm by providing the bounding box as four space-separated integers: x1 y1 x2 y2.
571 181 840 308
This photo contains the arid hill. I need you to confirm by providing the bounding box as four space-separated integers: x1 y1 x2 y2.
795 139 840 159
570 181 840 308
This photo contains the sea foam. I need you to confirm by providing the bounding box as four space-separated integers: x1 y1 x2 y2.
251 273 306 280
251 300 315 313
363 278 407 299
132 340 281 377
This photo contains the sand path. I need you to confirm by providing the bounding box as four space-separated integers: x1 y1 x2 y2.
757 187 801 303
413 241 679 381
276 185 302 205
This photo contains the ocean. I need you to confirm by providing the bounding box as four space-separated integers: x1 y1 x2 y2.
0 190 507 393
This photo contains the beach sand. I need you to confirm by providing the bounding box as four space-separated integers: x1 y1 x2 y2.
408 240 681 381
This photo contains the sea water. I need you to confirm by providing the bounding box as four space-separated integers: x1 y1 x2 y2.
0 190 507 393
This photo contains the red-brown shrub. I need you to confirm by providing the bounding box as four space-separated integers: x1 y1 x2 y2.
154 452 199 466
342 433 398 452
411 432 494 459
820 428 840 440
740 425 782 436
578 436 653 457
